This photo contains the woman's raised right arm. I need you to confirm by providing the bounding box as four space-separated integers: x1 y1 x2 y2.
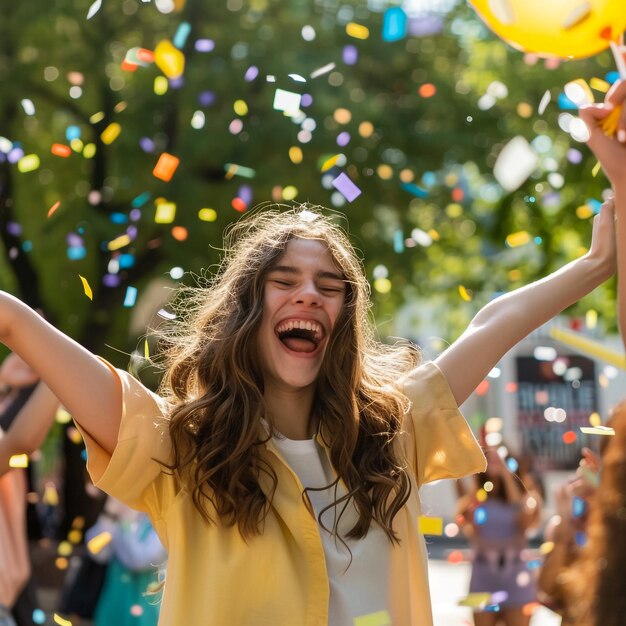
0 293 122 455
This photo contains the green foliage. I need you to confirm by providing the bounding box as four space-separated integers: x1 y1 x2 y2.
0 0 617 361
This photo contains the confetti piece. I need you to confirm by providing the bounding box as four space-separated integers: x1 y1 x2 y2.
458 285 473 302
100 123 121 145
86 0 102 20
418 515 443 535
155 202 177 224
48 201 61 218
273 88 302 113
310 62 335 79
353 610 392 626
591 160 602 177
538 90 551 115
79 275 93 300
123 286 138 307
107 234 131 251
87 531 112 555
321 154 341 172
171 226 188 241
580 426 615 436
505 231 531 247
288 73 307 83
17 154 40 173
564 79 594 107
459 593 491 608
144 339 150 359
153 152 180 182
331 172 362 202
549 327 626 369
601 105 622 137
154 40 185 79
154 76 169 95
198 208 217 221
51 143 72 158
53 614 72 626
346 22 370 40
493 136 538 192
382 7 407 42
224 163 256 179
9 454 28 468
400 182 428 198
173 21 192 49
589 77 610 92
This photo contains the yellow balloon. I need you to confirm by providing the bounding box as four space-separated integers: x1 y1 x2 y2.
468 0 626 59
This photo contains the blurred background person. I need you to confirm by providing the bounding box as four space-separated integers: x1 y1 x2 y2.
457 443 543 626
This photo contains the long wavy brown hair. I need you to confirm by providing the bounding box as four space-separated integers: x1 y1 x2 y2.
156 205 419 543
563 401 626 625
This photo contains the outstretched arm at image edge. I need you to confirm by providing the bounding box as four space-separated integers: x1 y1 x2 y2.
0 382 59 475
435 202 616 406
0 293 122 455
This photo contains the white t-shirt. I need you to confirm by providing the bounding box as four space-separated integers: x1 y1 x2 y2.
273 433 391 626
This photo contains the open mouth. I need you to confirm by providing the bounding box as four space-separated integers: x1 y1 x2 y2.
275 319 323 354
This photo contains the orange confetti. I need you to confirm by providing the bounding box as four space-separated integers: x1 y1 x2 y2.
563 431 577 445
522 602 541 617
48 201 61 218
447 549 464 564
121 60 139 72
153 152 180 182
51 143 72 158
171 226 188 241
419 83 436 98
231 197 247 212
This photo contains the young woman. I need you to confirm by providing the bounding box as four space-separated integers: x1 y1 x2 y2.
0 86 622 626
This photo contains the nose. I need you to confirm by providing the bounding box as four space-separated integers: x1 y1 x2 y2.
294 280 321 306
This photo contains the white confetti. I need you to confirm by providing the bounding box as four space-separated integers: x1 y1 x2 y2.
493 136 539 192
86 0 102 19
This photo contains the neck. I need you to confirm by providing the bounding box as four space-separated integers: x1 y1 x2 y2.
264 383 317 440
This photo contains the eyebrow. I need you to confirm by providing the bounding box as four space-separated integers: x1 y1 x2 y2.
268 264 345 282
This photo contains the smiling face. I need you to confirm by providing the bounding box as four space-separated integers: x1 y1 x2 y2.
257 237 346 395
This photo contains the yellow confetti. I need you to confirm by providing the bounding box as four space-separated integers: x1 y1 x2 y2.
154 76 169 95
154 39 185 79
418 515 443 536
233 99 248 116
591 160 602 177
346 22 370 39
79 275 93 300
144 338 150 359
505 231 531 247
17 154 40 173
89 111 105 124
9 454 28 468
585 309 597 329
83 143 96 159
575 204 594 219
87 531 113 555
458 593 491 608
289 146 303 164
53 613 73 626
458 285 472 302
107 234 131 251
601 105 622 137
155 202 176 224
589 77 610 93
321 154 341 172
58 540 73 557
589 412 601 427
540 541 555 555
353 610 391 626
198 208 217 222
55 408 72 424
373 278 391 294
100 123 121 145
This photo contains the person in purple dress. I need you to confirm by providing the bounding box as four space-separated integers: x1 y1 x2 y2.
458 445 543 626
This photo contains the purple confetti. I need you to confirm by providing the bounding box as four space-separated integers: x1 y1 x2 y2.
195 39 215 52
342 45 358 66
331 173 361 202
301 93 313 107
139 137 155 153
244 65 259 81
198 90 216 107
6 222 22 236
102 274 122 288
336 131 351 147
